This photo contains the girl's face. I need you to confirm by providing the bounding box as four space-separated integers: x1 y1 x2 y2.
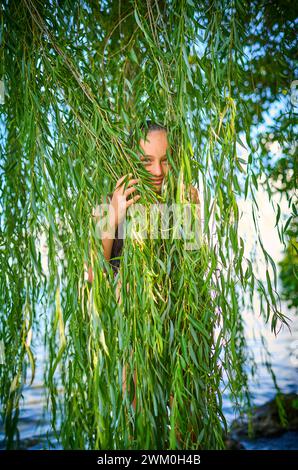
139 129 171 193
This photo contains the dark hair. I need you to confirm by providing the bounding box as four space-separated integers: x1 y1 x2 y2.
128 120 167 145
140 120 167 133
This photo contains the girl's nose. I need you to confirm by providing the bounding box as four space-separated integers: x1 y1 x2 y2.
150 161 163 177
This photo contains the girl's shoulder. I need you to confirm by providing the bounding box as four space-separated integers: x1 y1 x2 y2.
185 184 200 204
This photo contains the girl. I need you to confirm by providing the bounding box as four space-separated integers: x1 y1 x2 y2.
88 121 201 443
89 121 200 281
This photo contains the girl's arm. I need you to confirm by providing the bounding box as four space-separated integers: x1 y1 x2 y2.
189 185 201 223
85 201 116 284
86 174 140 283
189 185 202 247
93 200 117 262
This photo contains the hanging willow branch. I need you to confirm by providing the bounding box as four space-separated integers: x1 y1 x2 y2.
0 0 294 450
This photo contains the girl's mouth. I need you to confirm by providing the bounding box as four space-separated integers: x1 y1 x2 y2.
152 178 163 185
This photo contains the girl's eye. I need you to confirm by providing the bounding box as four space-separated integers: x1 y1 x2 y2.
141 158 168 165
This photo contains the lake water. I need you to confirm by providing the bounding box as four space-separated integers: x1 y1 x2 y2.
0 302 297 450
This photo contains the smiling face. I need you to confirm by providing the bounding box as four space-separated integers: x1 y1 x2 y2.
139 129 171 193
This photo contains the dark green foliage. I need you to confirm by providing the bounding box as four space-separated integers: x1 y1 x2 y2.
0 0 295 450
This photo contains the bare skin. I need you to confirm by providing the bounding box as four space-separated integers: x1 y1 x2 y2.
98 129 171 412
87 129 171 282
101 173 141 262
87 130 201 444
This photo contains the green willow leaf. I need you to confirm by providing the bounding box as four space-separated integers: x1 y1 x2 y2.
0 0 292 452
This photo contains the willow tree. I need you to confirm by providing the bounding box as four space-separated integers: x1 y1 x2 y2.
0 0 294 450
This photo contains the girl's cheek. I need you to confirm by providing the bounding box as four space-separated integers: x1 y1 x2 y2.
163 164 170 174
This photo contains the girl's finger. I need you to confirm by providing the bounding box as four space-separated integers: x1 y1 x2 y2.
124 186 137 197
116 174 129 185
115 173 132 191
126 194 141 207
126 178 140 188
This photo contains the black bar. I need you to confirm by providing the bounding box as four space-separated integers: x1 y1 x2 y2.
0 450 297 467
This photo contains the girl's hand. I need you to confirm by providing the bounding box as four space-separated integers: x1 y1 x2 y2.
109 173 141 227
